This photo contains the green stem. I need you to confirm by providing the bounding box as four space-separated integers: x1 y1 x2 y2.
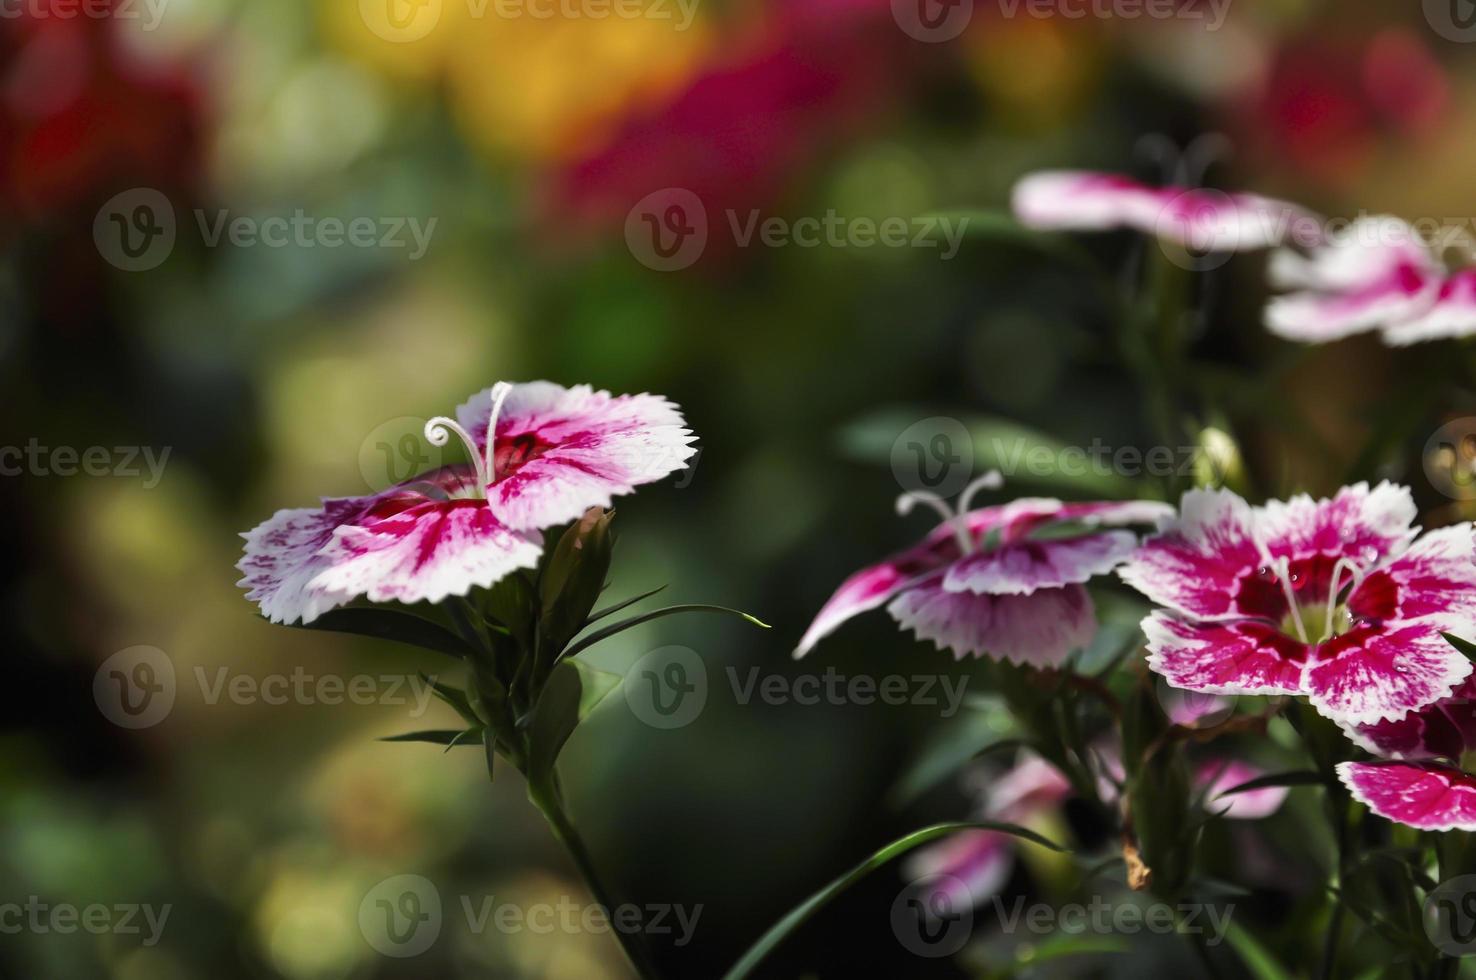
527 774 660 980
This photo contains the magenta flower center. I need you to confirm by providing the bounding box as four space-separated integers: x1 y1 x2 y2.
1234 552 1387 649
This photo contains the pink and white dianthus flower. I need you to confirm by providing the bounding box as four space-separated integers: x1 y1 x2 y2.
1012 170 1310 253
1264 214 1476 346
795 474 1171 665
1336 679 1476 832
1119 483 1476 727
238 381 696 625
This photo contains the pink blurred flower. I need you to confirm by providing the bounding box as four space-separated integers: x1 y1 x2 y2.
1012 170 1311 253
796 476 1170 664
1267 215 1476 346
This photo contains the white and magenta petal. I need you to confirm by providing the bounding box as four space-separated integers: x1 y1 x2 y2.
1118 488 1263 620
457 381 697 531
1338 761 1476 832
1303 620 1470 726
306 499 542 612
237 496 377 625
1254 481 1417 568
887 577 1095 666
1266 216 1442 343
1142 611 1307 697
1198 760 1290 820
901 830 1015 911
1011 171 1301 251
943 530 1139 595
1344 678 1476 761
1384 269 1476 346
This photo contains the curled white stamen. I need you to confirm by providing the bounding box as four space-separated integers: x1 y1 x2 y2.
424 416 488 492
483 381 513 486
1272 555 1309 644
1323 557 1367 640
895 470 1007 555
955 470 1005 520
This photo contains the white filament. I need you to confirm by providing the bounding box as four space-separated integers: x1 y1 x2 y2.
424 416 489 492
483 381 513 486
894 469 1005 555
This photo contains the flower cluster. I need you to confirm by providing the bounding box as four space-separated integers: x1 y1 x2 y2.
1013 170 1476 347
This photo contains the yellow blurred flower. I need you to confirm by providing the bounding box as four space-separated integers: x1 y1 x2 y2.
442 2 712 162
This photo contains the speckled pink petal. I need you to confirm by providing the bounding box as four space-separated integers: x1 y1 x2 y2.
943 530 1139 595
1118 488 1263 620
305 498 542 613
457 381 697 532
1255 481 1416 569
1345 677 1476 760
237 496 380 625
887 576 1095 666
1338 761 1476 831
1305 525 1476 726
1142 611 1308 697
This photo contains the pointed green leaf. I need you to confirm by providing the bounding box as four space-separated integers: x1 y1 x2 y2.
721 821 1064 980
419 673 480 725
1216 770 1323 799
1444 632 1476 661
563 604 769 660
379 728 483 747
279 607 477 660
586 584 669 625
523 658 623 782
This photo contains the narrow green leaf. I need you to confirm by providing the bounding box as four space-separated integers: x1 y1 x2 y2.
379 729 482 747
1223 921 1295 980
586 584 669 625
1017 933 1130 967
419 672 480 725
721 821 1064 980
1216 770 1322 799
279 607 477 660
563 604 770 660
